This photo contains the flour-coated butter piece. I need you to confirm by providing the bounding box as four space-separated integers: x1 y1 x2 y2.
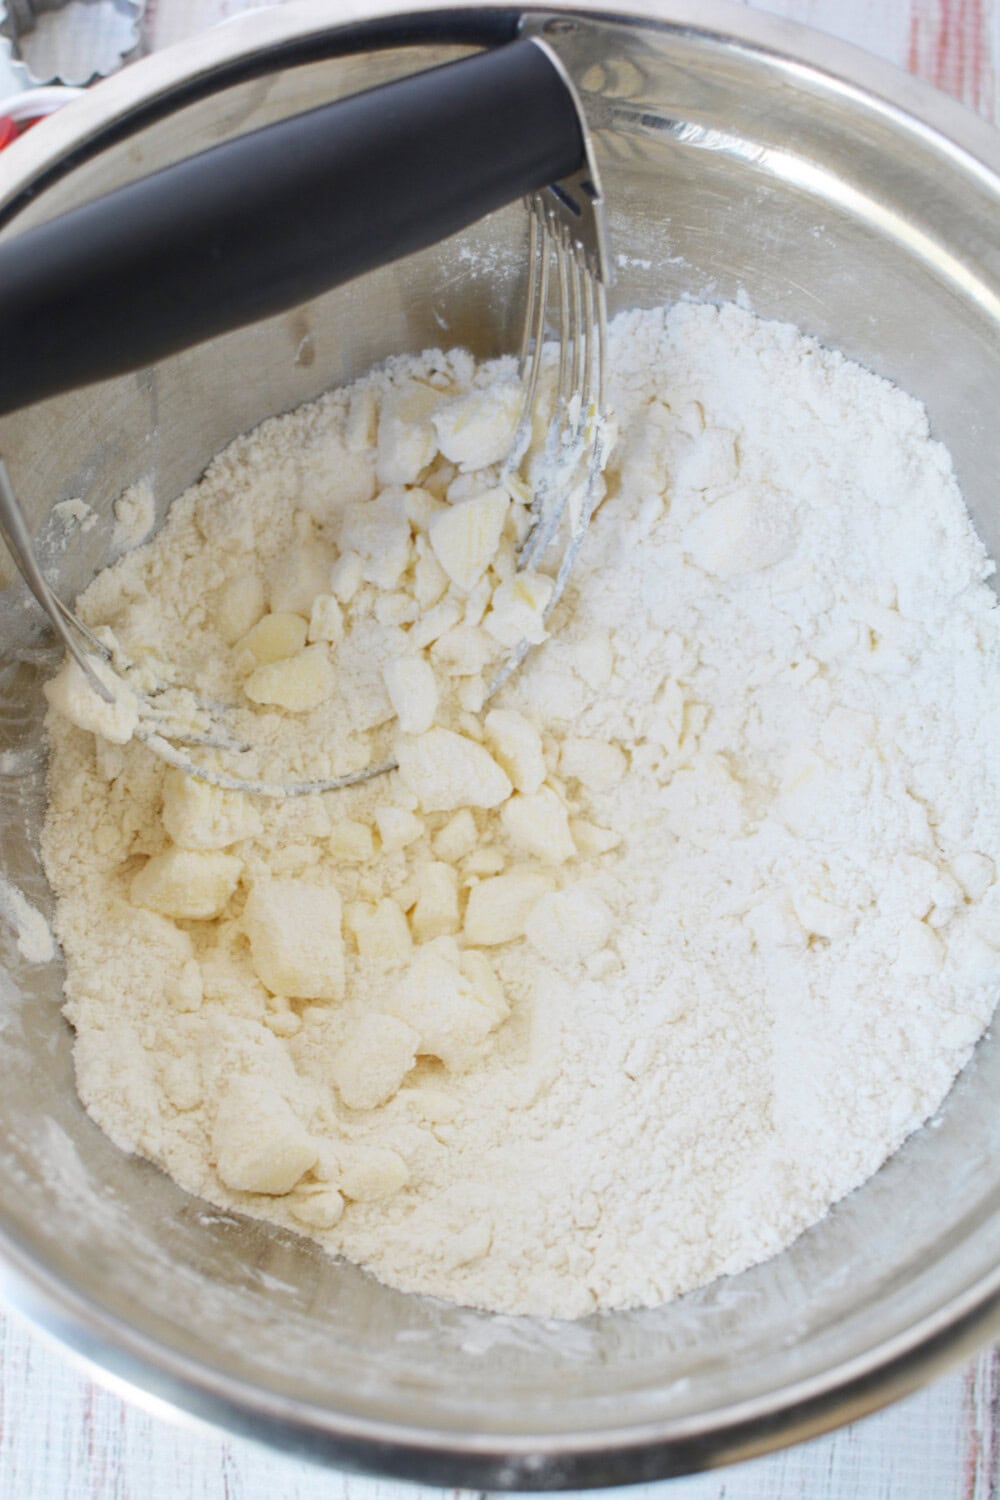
374 805 424 853
431 808 478 862
161 770 262 851
386 938 502 1071
483 572 553 648
396 727 511 812
383 656 438 734
244 645 336 712
340 490 412 590
44 652 139 745
524 887 612 967
432 380 521 470
269 541 337 616
464 870 553 946
244 879 344 1000
328 819 375 863
307 593 344 645
332 1013 419 1109
215 573 266 644
501 788 576 865
429 488 509 592
338 1144 409 1201
483 709 546 794
289 1185 345 1228
351 897 413 961
131 847 242 920
376 381 441 486
410 861 461 942
213 1077 317 1195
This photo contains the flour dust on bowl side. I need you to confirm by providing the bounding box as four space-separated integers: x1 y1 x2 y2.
0 0 999 1488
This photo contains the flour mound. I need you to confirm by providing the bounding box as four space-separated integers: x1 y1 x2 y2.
41 303 1000 1319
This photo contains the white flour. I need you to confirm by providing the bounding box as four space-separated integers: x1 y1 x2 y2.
41 302 1000 1319
0 877 55 964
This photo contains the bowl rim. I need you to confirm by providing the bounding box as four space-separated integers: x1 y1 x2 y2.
2 0 1000 1485
2 1202 999 1486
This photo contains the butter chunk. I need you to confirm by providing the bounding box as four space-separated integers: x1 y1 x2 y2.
462 847 506 877
407 597 463 651
376 382 440 486
339 1145 409 1201
430 624 494 677
332 1013 419 1109
413 550 449 610
131 848 242 920
161 770 262 850
374 805 424 853
307 593 344 645
213 1077 317 1195
411 861 461 942
269 542 336 616
396 727 511 812
432 809 478 862
351 897 413 961
340 491 412 590
459 948 509 1024
375 592 419 628
483 709 546 794
244 879 344 1000
236 610 307 670
432 380 521 470
387 938 502 1071
289 1186 345 1229
570 819 622 856
524 887 613 967
346 385 378 450
429 488 509 591
404 486 446 532
383 656 438 734
215 573 266 644
328 819 375 863
462 575 493 629
244 645 335 712
331 551 363 604
44 652 139 746
501 788 576 864
483 572 554 648
464 870 553 946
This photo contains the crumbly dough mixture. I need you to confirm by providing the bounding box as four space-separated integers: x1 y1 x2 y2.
41 303 1000 1319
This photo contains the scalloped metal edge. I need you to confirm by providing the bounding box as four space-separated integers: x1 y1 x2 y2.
0 0 144 95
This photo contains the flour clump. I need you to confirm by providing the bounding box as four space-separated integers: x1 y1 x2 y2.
41 303 1000 1319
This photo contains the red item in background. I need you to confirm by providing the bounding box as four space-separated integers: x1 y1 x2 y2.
0 113 44 151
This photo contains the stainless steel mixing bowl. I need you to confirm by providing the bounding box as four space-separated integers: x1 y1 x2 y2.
0 0 998 1486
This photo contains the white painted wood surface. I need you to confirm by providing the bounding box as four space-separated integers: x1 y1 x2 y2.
2 0 999 1494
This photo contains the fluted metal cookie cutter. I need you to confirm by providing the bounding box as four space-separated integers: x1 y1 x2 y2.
0 0 144 91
